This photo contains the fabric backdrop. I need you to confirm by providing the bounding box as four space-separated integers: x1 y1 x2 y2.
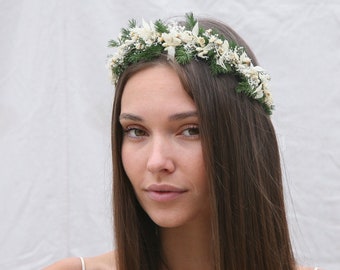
1 0 339 269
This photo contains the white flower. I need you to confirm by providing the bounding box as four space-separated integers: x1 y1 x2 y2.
229 51 240 62
215 38 223 46
220 40 229 53
165 46 176 60
196 36 206 47
108 16 273 114
135 43 145 50
263 90 273 106
254 84 264 99
240 52 251 65
245 66 260 81
130 20 158 44
209 36 217 43
179 31 194 43
197 49 209 58
162 32 182 47
192 22 199 36
142 19 154 31
161 32 183 59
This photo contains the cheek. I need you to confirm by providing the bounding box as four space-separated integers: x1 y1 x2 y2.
181 145 207 186
121 143 142 186
121 145 132 179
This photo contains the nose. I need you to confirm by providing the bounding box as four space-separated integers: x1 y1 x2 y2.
146 137 175 175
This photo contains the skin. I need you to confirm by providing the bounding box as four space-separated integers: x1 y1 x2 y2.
43 65 319 270
42 254 317 270
120 65 210 229
120 65 211 269
42 251 116 270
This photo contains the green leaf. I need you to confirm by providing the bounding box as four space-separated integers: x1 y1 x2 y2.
154 20 169 33
128 19 137 28
175 47 193 64
235 81 252 95
121 27 130 40
126 45 164 64
185 12 197 30
108 40 119 47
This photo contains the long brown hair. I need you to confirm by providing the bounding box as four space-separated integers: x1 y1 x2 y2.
111 17 295 270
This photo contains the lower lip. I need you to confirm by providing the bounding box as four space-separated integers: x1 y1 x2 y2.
146 191 186 202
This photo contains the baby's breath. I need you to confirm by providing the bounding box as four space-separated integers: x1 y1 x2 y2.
107 13 273 115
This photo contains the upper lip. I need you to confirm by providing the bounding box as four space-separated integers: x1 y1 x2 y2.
146 184 187 192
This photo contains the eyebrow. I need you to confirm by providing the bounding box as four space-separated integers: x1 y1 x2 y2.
119 113 143 122
168 111 198 121
119 111 198 122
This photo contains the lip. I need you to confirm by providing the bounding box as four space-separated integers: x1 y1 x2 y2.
145 184 187 202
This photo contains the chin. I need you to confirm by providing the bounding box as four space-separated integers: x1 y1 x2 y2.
147 209 205 229
150 216 184 228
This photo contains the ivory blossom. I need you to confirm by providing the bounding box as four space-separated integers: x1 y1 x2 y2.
108 14 274 114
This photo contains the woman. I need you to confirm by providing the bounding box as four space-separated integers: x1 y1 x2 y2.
44 13 319 270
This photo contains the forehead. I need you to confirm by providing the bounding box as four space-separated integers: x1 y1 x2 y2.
121 65 195 112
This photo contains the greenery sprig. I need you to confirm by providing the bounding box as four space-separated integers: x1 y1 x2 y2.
107 13 273 115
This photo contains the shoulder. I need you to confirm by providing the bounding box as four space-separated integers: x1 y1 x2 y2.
85 251 117 270
297 266 322 270
43 251 117 270
42 257 81 270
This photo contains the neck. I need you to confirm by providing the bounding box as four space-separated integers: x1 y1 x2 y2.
160 219 213 270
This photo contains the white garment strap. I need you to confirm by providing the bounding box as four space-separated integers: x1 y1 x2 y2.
79 257 86 270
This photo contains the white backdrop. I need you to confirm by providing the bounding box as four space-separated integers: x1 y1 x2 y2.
1 0 339 269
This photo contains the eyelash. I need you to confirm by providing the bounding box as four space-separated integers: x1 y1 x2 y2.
122 124 200 139
180 125 200 137
123 126 147 139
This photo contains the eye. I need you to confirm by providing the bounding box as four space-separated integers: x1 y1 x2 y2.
181 125 200 137
124 127 147 138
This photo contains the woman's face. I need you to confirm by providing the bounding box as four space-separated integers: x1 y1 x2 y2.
120 65 210 228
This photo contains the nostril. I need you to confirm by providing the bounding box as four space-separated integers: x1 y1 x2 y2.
146 156 175 174
146 139 176 174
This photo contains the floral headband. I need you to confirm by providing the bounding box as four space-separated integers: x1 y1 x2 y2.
107 13 273 115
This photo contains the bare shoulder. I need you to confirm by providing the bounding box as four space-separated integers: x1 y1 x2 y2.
297 266 321 270
43 251 117 270
85 250 117 270
42 257 81 270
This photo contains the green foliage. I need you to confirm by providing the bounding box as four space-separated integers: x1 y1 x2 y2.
175 47 193 64
235 81 252 95
127 45 164 64
120 27 130 41
107 13 273 115
185 12 197 30
128 19 137 28
154 20 169 33
229 40 238 50
108 40 119 47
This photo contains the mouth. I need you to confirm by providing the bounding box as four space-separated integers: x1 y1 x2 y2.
145 184 187 202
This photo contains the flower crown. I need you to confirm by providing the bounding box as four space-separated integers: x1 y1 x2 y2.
107 13 273 115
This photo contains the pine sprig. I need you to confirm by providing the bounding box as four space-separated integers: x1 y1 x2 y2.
128 19 137 28
107 13 273 115
175 47 193 64
154 20 169 33
185 12 197 30
108 39 119 47
236 81 252 94
120 27 131 41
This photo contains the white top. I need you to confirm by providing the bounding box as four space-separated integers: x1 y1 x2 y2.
79 257 85 270
78 256 318 270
